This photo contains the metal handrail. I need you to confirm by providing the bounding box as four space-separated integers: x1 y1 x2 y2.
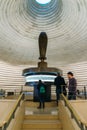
0 93 24 130
61 85 87 100
61 94 87 130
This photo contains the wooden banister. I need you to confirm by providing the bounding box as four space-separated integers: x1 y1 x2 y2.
61 94 87 130
0 93 24 130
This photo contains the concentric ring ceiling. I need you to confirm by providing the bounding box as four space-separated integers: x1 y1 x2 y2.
0 0 87 65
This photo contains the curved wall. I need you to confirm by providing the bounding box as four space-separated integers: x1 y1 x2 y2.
0 61 86 91
0 61 25 91
62 62 87 88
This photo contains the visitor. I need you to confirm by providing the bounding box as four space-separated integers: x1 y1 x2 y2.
67 72 77 100
37 80 46 109
54 73 66 106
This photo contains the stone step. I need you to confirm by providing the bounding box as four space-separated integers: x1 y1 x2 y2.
24 101 57 107
23 120 62 129
24 115 59 120
22 128 62 130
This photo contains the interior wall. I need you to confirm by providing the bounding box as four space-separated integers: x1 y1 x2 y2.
0 60 87 90
0 61 33 91
0 61 23 86
7 101 25 130
62 61 87 88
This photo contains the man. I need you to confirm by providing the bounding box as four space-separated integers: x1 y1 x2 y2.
37 80 46 109
67 72 77 100
54 73 66 106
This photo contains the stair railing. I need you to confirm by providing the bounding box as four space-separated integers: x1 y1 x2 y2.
0 93 24 130
61 94 87 130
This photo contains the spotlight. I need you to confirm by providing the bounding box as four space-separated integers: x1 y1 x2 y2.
36 0 51 4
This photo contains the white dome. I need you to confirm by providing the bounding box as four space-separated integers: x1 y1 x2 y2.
0 0 87 65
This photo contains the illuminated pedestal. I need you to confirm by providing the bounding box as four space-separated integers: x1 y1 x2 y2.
23 68 62 102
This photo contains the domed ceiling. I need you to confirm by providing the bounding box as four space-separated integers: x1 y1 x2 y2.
0 0 87 65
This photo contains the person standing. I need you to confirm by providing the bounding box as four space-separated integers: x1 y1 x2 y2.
67 72 77 100
37 80 46 109
54 73 66 106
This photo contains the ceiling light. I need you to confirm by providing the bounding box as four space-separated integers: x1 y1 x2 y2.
36 0 51 4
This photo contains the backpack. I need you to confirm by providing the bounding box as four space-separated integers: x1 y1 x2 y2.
40 85 45 94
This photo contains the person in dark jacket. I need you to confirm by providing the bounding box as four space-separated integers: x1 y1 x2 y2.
67 72 77 100
54 73 66 106
37 80 46 109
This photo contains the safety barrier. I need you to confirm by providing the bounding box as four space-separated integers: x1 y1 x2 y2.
77 86 87 99
61 85 87 100
61 94 87 130
0 93 24 130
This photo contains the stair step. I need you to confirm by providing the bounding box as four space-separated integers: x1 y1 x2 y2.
22 128 62 130
23 120 62 129
23 102 61 130
25 101 57 107
24 115 59 120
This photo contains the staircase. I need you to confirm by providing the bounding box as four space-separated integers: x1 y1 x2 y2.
22 101 62 130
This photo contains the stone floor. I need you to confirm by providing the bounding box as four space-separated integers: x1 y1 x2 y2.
25 107 58 115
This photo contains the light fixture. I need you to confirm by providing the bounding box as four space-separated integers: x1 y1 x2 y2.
36 0 51 4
